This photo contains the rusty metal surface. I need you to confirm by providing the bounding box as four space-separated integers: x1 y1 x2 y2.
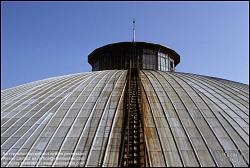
1 70 127 167
140 70 249 167
1 70 249 167
119 68 147 167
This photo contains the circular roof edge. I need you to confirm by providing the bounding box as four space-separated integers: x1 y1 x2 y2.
87 41 180 66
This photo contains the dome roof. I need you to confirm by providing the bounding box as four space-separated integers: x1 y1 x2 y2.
1 70 249 167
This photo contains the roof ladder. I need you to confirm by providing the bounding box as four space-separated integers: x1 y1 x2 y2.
119 68 148 167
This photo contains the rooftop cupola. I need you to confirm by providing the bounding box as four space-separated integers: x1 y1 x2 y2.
88 41 180 72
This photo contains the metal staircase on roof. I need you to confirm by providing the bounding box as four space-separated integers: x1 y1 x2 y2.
119 68 147 167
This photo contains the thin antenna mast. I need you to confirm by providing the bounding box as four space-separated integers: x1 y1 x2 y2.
133 18 135 42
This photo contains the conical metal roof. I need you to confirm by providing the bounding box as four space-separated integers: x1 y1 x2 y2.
1 70 249 167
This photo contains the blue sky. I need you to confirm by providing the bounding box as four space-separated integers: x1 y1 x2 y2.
1 1 249 89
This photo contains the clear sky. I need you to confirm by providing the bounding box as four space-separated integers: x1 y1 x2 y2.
1 1 249 89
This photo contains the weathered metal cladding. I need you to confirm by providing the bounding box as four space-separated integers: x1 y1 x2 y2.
1 70 249 167
1 70 127 167
140 70 249 167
